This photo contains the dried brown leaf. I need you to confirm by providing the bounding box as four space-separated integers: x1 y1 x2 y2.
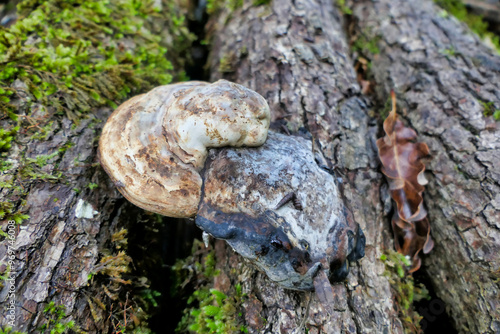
377 91 430 222
377 91 433 272
392 213 434 273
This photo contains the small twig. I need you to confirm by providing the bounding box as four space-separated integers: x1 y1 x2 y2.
281 123 291 135
123 292 129 328
294 292 312 334
275 192 303 211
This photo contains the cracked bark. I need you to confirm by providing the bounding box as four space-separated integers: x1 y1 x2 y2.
0 5 192 334
2 0 499 332
349 0 500 333
0 104 187 332
1 107 128 332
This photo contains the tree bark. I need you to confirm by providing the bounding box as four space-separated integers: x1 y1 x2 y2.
2 0 499 333
177 0 500 333
349 0 500 332
0 1 192 333
199 0 407 333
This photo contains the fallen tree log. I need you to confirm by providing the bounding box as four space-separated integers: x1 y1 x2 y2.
2 0 499 333
177 0 408 332
0 0 194 332
349 0 500 332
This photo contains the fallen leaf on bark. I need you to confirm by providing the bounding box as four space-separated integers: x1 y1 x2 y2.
392 213 434 273
377 91 433 272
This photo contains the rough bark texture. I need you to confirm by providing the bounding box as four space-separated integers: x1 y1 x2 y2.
350 0 500 332
2 105 114 332
201 0 407 332
0 105 173 333
2 0 499 333
0 2 191 332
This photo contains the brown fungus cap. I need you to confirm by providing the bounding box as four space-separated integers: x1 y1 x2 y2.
98 80 271 218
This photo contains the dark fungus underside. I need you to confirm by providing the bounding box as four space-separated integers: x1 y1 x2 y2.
196 132 365 290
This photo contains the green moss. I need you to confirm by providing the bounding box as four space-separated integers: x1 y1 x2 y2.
381 251 430 333
0 0 178 122
206 0 243 15
0 327 27 334
26 151 58 168
0 0 194 158
493 110 500 121
0 160 13 172
0 153 69 238
0 201 30 226
205 0 219 14
231 0 245 9
57 141 74 153
434 0 500 54
218 54 236 73
0 126 18 151
0 262 11 289
479 100 498 118
171 243 218 298
203 251 220 278
176 286 247 333
380 94 393 120
441 46 457 57
253 0 271 6
39 301 76 334
352 32 381 55
172 241 247 333
19 151 63 181
140 289 162 308
336 0 352 15
29 121 54 141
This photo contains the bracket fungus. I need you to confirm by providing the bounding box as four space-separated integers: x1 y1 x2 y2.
99 80 365 292
99 80 271 218
197 132 365 290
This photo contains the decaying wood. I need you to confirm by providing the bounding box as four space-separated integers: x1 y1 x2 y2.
197 132 365 291
351 0 500 332
202 0 406 332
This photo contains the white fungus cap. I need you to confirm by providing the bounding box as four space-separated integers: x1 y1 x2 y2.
98 80 271 218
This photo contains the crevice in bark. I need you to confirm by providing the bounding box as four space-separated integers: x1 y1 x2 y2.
147 1 210 331
148 218 201 333
338 3 462 333
412 270 457 334
185 1 210 81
